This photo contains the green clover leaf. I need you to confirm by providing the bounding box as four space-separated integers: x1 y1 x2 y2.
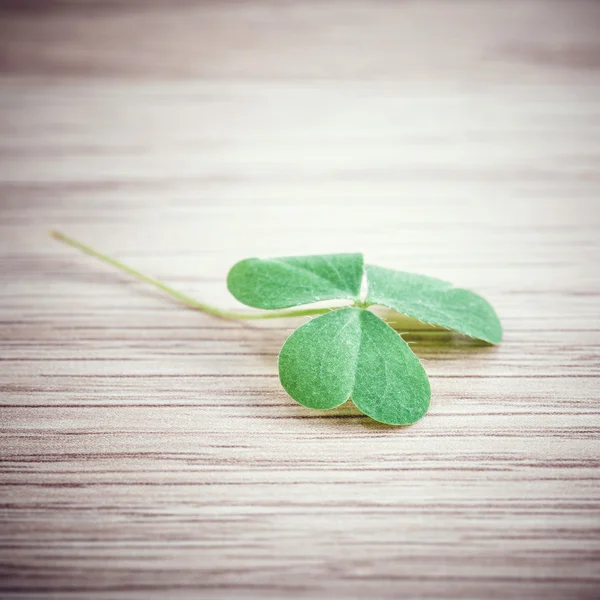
51 233 502 426
365 265 502 344
227 253 364 309
278 308 430 425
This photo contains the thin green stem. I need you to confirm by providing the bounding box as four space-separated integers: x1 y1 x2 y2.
354 300 373 309
49 230 349 320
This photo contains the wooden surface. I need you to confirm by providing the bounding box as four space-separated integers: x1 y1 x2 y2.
1 1 600 598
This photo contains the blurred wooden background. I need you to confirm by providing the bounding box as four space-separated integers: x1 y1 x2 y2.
1 1 599 598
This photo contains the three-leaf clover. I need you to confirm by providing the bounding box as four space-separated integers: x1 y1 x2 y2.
227 253 501 425
51 232 502 426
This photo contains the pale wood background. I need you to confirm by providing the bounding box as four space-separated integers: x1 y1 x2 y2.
1 1 599 599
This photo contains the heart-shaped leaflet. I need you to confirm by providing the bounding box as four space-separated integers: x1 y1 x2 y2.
278 307 431 425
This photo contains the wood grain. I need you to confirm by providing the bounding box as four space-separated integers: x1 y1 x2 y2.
1 1 599 599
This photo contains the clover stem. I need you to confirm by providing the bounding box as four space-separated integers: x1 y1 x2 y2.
49 230 349 321
354 300 373 309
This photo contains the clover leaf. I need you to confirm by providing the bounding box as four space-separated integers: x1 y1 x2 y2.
227 253 364 309
51 231 502 426
278 308 430 425
365 265 502 344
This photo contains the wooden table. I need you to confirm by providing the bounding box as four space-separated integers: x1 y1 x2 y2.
1 2 599 598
